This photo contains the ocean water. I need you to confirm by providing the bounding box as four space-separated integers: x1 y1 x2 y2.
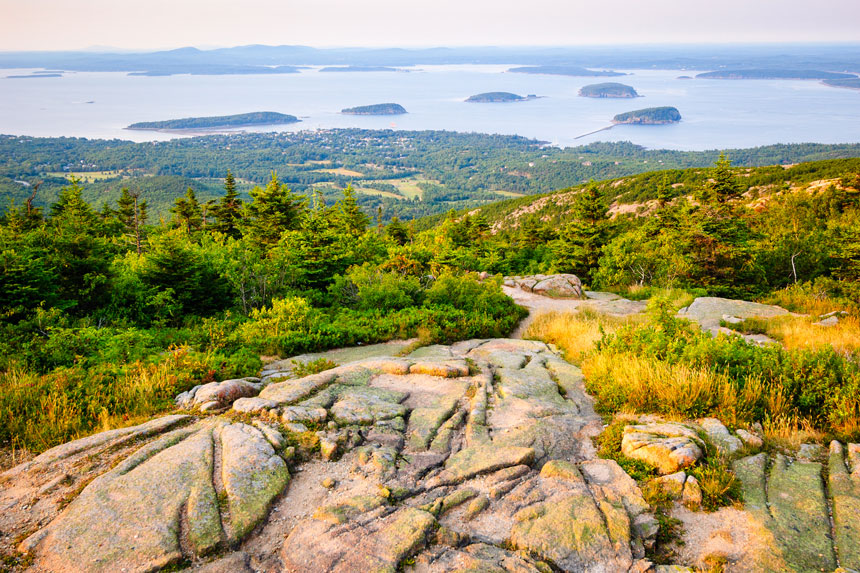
1 65 858 150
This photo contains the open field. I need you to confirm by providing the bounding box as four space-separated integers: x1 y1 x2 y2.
313 167 365 177
48 170 126 182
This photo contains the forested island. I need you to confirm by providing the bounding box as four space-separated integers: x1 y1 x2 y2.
697 69 857 80
465 92 537 103
613 106 681 124
127 112 300 131
578 83 639 98
508 65 623 77
319 66 402 72
341 103 407 115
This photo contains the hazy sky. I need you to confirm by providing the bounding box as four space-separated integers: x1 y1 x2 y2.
2 0 859 51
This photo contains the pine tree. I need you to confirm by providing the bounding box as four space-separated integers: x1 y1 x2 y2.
212 170 244 238
244 172 305 246
171 188 203 233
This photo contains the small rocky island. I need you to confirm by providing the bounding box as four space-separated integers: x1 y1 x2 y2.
341 103 407 115
127 111 299 131
613 106 681 125
578 83 640 98
465 92 538 103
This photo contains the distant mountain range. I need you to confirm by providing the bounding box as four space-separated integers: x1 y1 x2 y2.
1 44 859 76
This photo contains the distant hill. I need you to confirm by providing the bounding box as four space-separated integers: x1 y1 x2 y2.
341 103 407 115
509 65 623 77
465 92 537 103
579 83 639 98
697 69 857 80
127 112 299 130
613 107 681 125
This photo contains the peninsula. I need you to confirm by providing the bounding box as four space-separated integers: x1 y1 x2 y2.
320 66 402 73
126 111 300 131
612 106 681 125
509 65 623 77
465 92 538 103
341 103 407 115
578 83 639 98
696 69 857 81
822 77 860 91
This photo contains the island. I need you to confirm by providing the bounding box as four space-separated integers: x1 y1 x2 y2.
612 107 681 125
7 73 63 79
677 76 693 80
341 103 407 115
508 65 623 77
696 69 857 80
126 111 300 131
465 92 538 103
320 66 402 73
578 83 639 98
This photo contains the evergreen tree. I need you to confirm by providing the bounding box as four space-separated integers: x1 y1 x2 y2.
386 217 410 246
51 177 97 229
117 188 148 254
171 188 203 233
700 153 744 205
244 172 305 246
335 185 370 236
212 170 244 238
553 182 608 282
286 191 354 290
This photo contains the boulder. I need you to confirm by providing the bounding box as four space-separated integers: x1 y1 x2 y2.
621 422 704 474
176 377 262 410
504 273 583 298
677 297 789 334
698 417 742 454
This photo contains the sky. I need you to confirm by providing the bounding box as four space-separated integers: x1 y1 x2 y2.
2 0 859 52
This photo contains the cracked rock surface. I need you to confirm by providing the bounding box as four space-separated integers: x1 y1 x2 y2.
1 339 658 572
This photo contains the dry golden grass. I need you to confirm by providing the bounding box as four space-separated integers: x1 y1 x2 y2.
769 315 860 355
580 351 787 427
523 309 630 364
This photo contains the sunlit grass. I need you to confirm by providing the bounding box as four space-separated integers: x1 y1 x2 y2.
523 309 631 364
0 347 212 453
733 314 860 355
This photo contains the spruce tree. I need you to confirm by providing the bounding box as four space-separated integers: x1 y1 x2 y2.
553 182 608 282
244 172 305 246
212 170 244 238
701 153 744 204
117 188 147 254
335 185 370 236
171 188 203 233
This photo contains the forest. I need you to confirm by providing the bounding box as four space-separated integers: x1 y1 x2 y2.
2 152 859 457
4 131 860 223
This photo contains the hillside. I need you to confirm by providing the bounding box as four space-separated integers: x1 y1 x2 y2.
127 112 299 130
4 131 860 221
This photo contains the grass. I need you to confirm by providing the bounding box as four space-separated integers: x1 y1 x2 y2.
523 309 630 365
354 187 406 200
729 314 860 355
0 346 214 453
313 167 365 177
581 351 786 428
48 170 124 182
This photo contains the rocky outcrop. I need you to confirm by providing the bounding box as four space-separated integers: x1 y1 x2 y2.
1 339 659 573
621 422 705 474
731 446 860 571
504 274 584 298
677 297 789 338
176 377 263 411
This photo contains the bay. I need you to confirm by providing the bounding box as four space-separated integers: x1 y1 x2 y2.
1 64 858 150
